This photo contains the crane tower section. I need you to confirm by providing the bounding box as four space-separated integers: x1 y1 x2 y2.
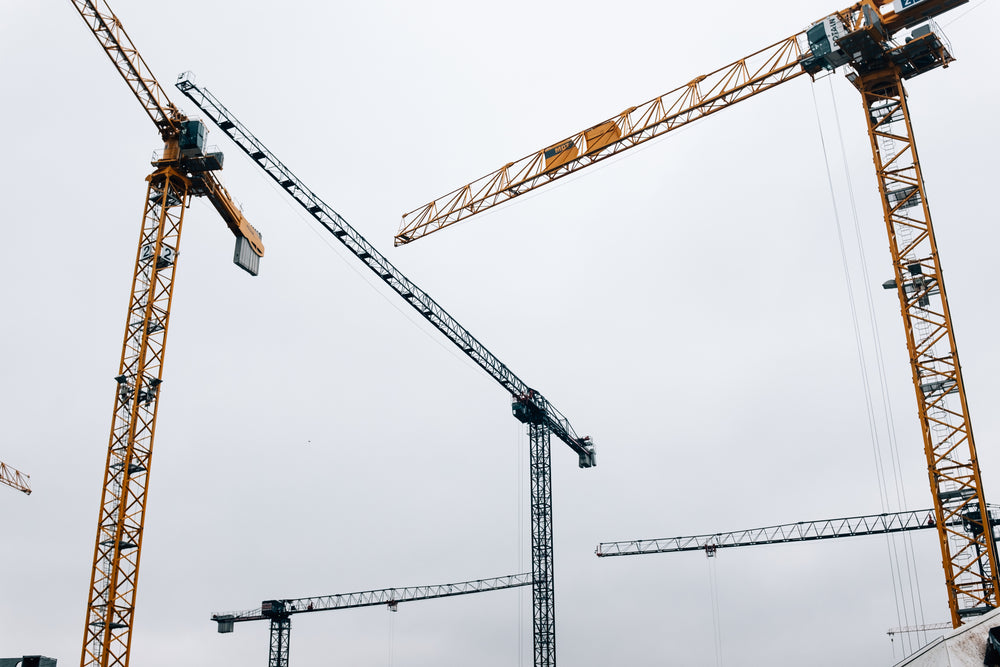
859 67 996 624
213 573 532 667
83 115 263 667
176 75 595 667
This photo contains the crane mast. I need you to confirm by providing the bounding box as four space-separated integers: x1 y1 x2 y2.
175 75 595 667
68 4 266 667
213 573 531 667
805 0 996 626
855 63 996 624
0 462 31 495
397 0 992 629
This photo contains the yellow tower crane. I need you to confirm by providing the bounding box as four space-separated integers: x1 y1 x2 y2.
397 0 994 628
68 3 265 667
0 461 31 495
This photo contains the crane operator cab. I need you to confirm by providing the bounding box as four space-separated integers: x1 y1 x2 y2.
177 119 224 172
799 2 955 81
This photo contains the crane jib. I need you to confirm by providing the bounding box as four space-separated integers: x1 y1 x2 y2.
174 74 596 469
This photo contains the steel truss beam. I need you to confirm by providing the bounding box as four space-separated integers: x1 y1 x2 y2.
529 424 555 665
855 66 1000 625
81 167 188 667
596 506 1000 557
0 462 31 495
179 76 597 666
395 36 805 245
214 574 532 667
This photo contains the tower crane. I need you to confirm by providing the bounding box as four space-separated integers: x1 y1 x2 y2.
395 0 994 629
212 573 531 667
68 3 265 667
888 622 952 637
0 462 31 495
595 505 1000 558
175 75 595 667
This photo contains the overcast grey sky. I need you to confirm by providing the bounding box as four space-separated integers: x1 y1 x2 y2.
2 1 999 665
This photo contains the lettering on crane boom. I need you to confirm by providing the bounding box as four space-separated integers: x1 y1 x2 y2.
542 139 578 173
895 0 928 10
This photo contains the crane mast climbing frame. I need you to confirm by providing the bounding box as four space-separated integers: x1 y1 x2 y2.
395 35 806 245
395 0 994 630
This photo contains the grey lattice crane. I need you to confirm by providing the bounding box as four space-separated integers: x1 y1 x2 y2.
596 505 1000 558
175 75 595 667
68 4 264 667
213 573 532 667
0 462 31 495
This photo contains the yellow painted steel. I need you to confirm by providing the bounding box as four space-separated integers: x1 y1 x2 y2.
396 34 805 245
0 461 31 495
395 0 970 246
398 0 991 629
81 166 189 667
67 3 265 667
854 66 998 626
